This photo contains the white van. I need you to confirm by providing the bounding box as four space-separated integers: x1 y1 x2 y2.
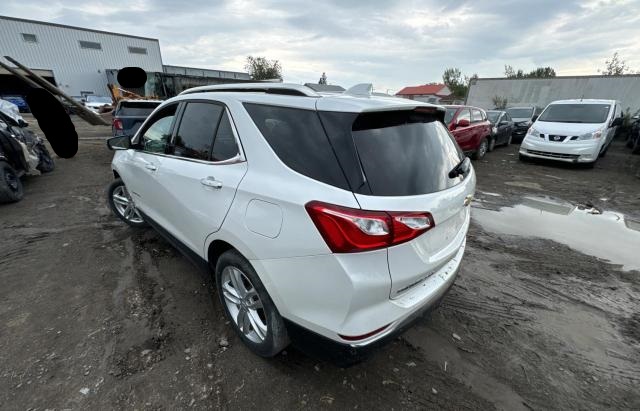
519 99 623 167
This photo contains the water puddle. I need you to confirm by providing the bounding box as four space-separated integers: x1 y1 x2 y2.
472 196 640 271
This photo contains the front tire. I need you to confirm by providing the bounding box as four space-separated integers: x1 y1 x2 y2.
0 161 24 203
488 136 496 152
215 250 289 357
107 178 147 227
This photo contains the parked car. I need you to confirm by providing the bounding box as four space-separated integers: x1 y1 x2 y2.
506 106 538 143
112 99 162 137
486 110 514 150
519 99 623 167
84 95 113 113
1 95 29 112
444 105 492 159
626 114 640 154
106 83 476 364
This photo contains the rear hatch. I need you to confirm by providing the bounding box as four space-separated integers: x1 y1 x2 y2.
319 108 475 298
115 101 161 134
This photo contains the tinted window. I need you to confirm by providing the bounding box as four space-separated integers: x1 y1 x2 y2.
138 104 177 153
117 101 160 116
351 111 464 196
471 109 483 122
212 112 239 161
506 107 534 119
538 104 611 124
504 113 512 122
444 108 457 124
457 109 471 123
244 103 349 190
174 103 223 160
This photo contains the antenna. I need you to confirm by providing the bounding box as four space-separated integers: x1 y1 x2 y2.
344 83 373 97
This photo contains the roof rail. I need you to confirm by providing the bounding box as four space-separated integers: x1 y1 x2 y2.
179 82 319 97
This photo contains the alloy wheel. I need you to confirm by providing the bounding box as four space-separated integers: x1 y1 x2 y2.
5 169 19 192
221 266 268 343
112 185 144 224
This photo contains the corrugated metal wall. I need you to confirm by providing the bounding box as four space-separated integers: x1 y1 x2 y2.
466 76 640 113
0 16 163 97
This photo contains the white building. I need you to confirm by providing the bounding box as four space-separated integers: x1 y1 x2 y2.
0 15 163 98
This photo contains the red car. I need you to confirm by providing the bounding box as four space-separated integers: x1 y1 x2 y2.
444 105 492 159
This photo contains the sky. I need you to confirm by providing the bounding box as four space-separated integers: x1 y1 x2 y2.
2 0 640 93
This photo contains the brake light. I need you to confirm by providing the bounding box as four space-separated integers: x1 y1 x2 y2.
305 201 434 253
113 118 123 130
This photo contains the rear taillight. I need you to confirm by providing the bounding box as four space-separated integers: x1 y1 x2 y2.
305 201 434 253
113 117 123 130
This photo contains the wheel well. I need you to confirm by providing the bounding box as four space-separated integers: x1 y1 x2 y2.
207 240 235 271
113 170 120 179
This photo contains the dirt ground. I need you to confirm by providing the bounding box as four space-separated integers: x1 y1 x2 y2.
1 116 639 410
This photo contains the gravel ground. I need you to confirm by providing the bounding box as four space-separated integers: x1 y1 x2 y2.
1 116 639 410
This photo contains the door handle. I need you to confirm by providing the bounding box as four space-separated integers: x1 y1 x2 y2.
145 164 157 171
200 177 222 189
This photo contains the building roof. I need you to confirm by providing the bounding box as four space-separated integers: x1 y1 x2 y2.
0 15 159 42
396 83 449 96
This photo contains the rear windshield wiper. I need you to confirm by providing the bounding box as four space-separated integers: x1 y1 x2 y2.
448 157 470 178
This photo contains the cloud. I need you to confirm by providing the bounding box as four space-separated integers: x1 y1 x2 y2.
1 0 639 92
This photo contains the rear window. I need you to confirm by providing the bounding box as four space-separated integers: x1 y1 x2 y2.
117 101 161 116
538 104 611 124
243 103 350 190
350 110 464 196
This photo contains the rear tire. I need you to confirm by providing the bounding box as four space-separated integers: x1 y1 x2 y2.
35 143 55 173
0 161 24 203
472 138 488 160
215 250 289 357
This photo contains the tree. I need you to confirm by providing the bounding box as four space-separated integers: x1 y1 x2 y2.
491 95 508 109
245 56 282 80
442 68 468 99
319 72 327 84
600 52 630 75
505 65 555 78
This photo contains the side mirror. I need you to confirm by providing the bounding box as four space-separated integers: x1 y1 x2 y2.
531 115 539 122
611 117 623 127
457 119 470 128
107 135 131 150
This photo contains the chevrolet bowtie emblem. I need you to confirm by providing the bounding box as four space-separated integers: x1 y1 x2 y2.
464 195 473 206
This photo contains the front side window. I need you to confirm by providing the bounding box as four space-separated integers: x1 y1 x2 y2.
457 109 471 124
471 109 483 122
487 112 500 124
173 102 223 160
444 108 458 125
137 104 177 153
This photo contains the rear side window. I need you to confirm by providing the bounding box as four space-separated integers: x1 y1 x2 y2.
244 103 349 190
117 101 160 116
350 111 464 196
174 102 223 160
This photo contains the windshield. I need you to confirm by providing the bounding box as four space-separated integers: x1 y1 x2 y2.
487 112 500 123
350 111 464 196
538 104 611 124
444 108 457 125
86 96 112 104
506 108 534 119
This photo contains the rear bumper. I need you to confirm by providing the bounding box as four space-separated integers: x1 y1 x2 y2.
284 263 460 366
519 135 601 163
252 239 465 351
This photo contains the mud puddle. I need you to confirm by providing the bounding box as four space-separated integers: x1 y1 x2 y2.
472 196 640 271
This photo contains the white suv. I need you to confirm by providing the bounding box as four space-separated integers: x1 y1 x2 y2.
106 83 475 363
